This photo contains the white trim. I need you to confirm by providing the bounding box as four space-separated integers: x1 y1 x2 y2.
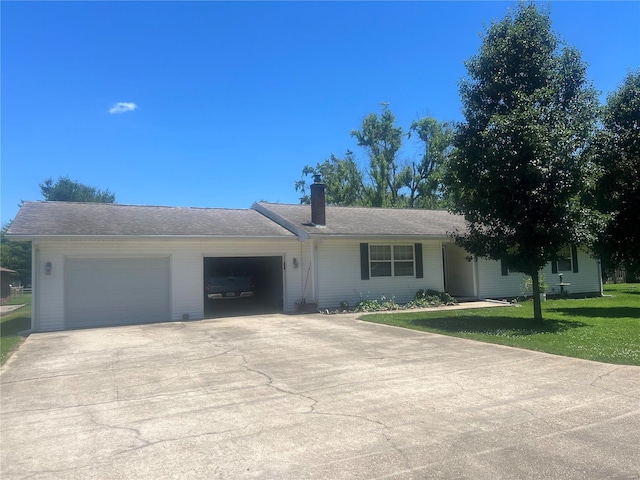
368 243 417 278
31 242 38 332
472 257 479 298
440 241 446 292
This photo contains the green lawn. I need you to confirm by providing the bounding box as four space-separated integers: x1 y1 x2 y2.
361 284 640 365
1 293 32 365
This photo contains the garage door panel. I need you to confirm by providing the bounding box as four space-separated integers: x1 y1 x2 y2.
66 258 170 328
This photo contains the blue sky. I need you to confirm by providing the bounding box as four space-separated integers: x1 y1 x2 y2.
2 1 639 224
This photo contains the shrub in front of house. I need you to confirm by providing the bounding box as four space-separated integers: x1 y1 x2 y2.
353 291 457 312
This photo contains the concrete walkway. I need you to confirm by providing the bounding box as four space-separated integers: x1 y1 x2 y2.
1 313 638 479
331 300 512 318
0 304 26 315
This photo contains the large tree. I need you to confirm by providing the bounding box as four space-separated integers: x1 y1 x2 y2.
350 103 404 207
295 151 365 205
296 105 452 208
405 117 453 208
590 71 640 275
40 176 116 203
443 2 599 321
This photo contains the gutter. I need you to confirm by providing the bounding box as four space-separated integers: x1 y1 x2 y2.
305 233 453 241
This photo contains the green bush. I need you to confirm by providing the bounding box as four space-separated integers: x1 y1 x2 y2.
414 289 457 306
521 273 549 297
354 291 456 312
354 296 400 312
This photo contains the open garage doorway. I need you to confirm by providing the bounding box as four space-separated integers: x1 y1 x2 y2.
204 256 284 317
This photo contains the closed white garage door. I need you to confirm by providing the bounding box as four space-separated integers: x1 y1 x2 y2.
66 257 170 329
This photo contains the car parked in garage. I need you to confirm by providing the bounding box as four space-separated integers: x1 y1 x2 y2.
205 265 255 299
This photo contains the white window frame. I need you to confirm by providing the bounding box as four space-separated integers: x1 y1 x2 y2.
370 244 415 278
557 246 572 272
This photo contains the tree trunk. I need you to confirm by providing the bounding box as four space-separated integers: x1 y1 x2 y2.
531 270 543 322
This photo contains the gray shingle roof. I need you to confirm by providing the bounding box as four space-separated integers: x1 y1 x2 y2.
254 202 467 238
7 202 296 238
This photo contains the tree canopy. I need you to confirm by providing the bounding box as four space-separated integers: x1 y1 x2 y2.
40 176 116 203
296 104 452 208
443 2 599 321
590 70 640 273
406 117 454 209
350 104 404 207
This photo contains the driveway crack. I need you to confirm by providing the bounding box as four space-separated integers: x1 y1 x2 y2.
236 352 389 429
589 366 640 400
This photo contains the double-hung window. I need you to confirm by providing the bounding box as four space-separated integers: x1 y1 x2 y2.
551 246 579 274
557 246 572 272
370 245 415 277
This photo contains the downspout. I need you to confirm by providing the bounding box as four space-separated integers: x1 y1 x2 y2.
439 241 446 292
311 240 318 304
472 256 479 299
597 259 604 296
299 241 304 303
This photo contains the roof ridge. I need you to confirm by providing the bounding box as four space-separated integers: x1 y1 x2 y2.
260 201 452 213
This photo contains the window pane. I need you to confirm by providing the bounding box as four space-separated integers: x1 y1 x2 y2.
394 261 414 276
393 245 414 261
557 258 572 271
371 261 392 277
370 245 391 261
558 247 572 271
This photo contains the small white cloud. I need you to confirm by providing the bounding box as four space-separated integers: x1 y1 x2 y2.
109 102 137 114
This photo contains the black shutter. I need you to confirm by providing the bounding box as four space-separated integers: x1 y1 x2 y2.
415 243 423 278
551 260 558 274
571 246 579 273
360 243 370 280
501 259 509 276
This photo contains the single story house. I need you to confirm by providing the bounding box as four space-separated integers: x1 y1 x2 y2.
7 179 602 331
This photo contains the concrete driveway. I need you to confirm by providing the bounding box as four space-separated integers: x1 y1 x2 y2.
1 313 639 479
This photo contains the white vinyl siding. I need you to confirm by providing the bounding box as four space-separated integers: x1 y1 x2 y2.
66 258 170 328
314 239 442 309
32 238 301 331
476 248 601 299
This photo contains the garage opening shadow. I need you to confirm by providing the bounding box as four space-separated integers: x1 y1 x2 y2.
203 256 284 318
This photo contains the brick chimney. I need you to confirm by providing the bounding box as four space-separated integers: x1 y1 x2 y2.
310 174 326 226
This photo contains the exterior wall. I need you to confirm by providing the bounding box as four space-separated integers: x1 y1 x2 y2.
476 248 602 299
312 238 444 309
32 238 301 332
444 243 475 297
31 235 602 331
297 241 314 304
544 249 602 297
